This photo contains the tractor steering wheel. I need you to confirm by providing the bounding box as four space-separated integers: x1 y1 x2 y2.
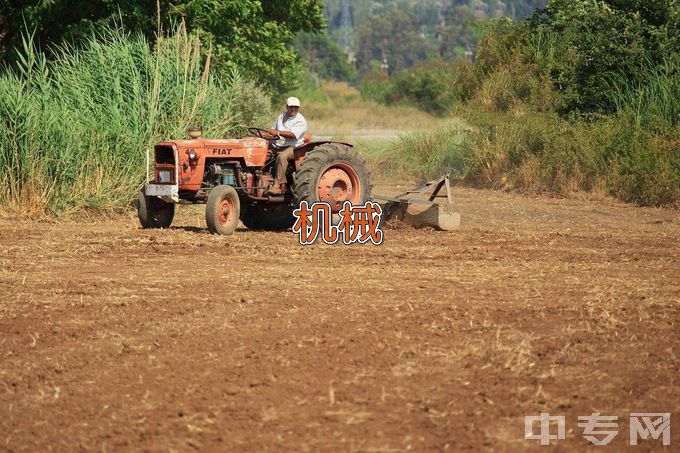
247 127 279 140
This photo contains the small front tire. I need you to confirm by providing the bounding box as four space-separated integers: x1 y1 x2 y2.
137 189 175 229
206 185 240 235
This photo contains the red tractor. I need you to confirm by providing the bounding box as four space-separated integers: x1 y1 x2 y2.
137 128 373 234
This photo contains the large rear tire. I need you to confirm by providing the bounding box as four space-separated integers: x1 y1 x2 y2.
137 189 175 229
292 143 373 211
240 204 294 231
206 185 240 235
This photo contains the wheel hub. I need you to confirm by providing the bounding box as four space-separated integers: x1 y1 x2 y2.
317 165 361 211
218 199 234 226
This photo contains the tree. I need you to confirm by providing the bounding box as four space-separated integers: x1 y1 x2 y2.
437 5 478 61
527 0 679 113
0 1 166 58
0 0 326 94
170 0 325 93
293 32 356 82
354 9 433 75
388 60 458 115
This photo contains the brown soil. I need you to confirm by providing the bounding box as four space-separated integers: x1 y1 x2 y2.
1 186 678 451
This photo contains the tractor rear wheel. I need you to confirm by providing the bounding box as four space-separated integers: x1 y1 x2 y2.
137 189 175 229
206 185 240 235
240 204 294 231
292 143 372 211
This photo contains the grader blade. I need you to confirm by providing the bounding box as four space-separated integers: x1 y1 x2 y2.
371 172 461 231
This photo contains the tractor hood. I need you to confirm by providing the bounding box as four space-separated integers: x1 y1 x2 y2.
151 136 271 191
160 137 268 149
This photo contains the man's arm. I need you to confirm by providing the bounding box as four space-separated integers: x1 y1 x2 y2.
268 113 292 137
268 129 296 139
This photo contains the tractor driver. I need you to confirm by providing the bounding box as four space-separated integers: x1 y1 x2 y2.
267 96 307 195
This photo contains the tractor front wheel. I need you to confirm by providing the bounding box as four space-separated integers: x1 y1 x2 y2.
137 189 175 229
206 185 240 235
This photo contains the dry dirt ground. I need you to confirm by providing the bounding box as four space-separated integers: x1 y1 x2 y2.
0 186 678 451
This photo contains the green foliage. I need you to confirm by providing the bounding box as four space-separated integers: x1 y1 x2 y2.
464 0 679 206
370 103 679 206
293 32 356 82
0 26 270 215
604 55 680 126
437 13 489 61
460 108 606 193
388 62 457 115
0 0 163 57
391 121 470 180
601 113 679 206
459 3 679 121
354 9 434 76
527 0 679 114
358 71 391 104
360 61 459 116
362 1 679 206
324 0 547 70
171 0 325 94
0 0 326 94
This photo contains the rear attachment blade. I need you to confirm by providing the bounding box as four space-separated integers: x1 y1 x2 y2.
371 172 461 231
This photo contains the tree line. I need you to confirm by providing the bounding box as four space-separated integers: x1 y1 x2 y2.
323 0 547 76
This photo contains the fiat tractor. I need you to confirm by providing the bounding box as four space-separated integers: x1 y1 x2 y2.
137 128 373 235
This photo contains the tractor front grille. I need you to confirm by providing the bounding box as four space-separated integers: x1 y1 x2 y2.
154 146 176 184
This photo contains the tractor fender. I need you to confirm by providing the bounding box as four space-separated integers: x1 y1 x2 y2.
293 140 353 170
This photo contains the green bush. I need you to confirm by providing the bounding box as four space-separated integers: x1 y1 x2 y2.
358 3 679 207
387 61 458 116
359 61 458 116
602 115 679 206
605 55 680 127
0 26 270 215
358 70 391 104
527 0 679 114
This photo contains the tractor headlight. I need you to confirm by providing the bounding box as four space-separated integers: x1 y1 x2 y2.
157 170 172 183
187 149 198 161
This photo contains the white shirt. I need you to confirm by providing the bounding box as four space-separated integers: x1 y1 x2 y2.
273 112 307 148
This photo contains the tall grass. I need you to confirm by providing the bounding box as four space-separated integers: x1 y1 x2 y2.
461 108 607 194
605 56 679 127
358 120 469 185
0 25 270 215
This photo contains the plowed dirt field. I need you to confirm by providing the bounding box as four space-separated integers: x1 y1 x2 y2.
1 186 678 451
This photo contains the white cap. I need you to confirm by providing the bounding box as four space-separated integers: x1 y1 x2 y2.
286 96 301 107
